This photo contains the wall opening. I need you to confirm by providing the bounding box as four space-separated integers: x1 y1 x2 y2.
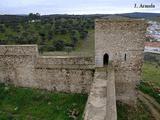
124 54 127 61
103 53 109 66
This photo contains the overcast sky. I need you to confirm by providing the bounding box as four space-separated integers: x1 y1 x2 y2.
0 0 160 15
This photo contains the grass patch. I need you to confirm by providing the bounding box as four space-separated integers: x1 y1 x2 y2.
139 62 160 104
117 100 155 120
75 30 94 55
42 30 95 57
138 81 160 104
55 33 71 44
0 83 87 120
142 62 160 86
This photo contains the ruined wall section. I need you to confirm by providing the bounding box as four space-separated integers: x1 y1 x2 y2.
0 45 38 87
0 45 94 93
95 19 148 104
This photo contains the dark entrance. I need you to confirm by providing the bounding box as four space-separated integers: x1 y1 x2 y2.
103 53 109 66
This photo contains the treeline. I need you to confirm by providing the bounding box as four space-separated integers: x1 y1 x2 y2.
0 13 103 52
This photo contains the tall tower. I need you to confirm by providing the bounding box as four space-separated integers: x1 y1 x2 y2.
95 18 148 104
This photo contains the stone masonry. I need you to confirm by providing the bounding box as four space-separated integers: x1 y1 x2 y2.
95 18 148 104
0 45 94 94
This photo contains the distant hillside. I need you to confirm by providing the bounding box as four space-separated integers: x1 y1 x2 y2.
1 12 160 20
0 14 94 52
0 12 159 52
118 12 160 19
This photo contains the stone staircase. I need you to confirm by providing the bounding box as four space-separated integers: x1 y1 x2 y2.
84 66 117 120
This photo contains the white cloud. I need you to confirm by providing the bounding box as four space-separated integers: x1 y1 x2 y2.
0 0 159 14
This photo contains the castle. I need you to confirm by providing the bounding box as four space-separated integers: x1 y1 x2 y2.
0 18 148 120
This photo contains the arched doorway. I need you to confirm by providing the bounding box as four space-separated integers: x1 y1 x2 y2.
103 53 109 66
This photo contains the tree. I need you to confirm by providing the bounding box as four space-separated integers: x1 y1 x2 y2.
28 13 40 20
60 28 67 34
54 40 65 51
71 35 78 47
48 30 54 40
0 25 5 33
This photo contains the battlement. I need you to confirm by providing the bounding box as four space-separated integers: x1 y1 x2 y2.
35 56 94 69
0 45 94 93
0 45 38 56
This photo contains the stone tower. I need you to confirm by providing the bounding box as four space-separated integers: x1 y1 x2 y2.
95 18 148 104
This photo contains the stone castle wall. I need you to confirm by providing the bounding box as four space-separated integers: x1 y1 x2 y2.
0 19 148 105
0 45 94 93
95 19 148 104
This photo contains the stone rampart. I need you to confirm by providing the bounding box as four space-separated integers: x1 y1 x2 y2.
0 45 94 93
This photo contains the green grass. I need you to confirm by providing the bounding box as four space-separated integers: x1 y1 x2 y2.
138 81 160 104
142 62 160 86
139 62 160 104
0 83 88 120
55 33 71 44
117 100 155 120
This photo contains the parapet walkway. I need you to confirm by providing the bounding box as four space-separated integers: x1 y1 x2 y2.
84 66 117 120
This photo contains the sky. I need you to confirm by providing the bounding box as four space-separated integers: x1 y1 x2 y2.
0 0 160 15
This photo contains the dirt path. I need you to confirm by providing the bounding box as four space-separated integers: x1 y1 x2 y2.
138 91 160 120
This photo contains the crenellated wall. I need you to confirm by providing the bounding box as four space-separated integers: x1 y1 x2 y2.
0 45 94 93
